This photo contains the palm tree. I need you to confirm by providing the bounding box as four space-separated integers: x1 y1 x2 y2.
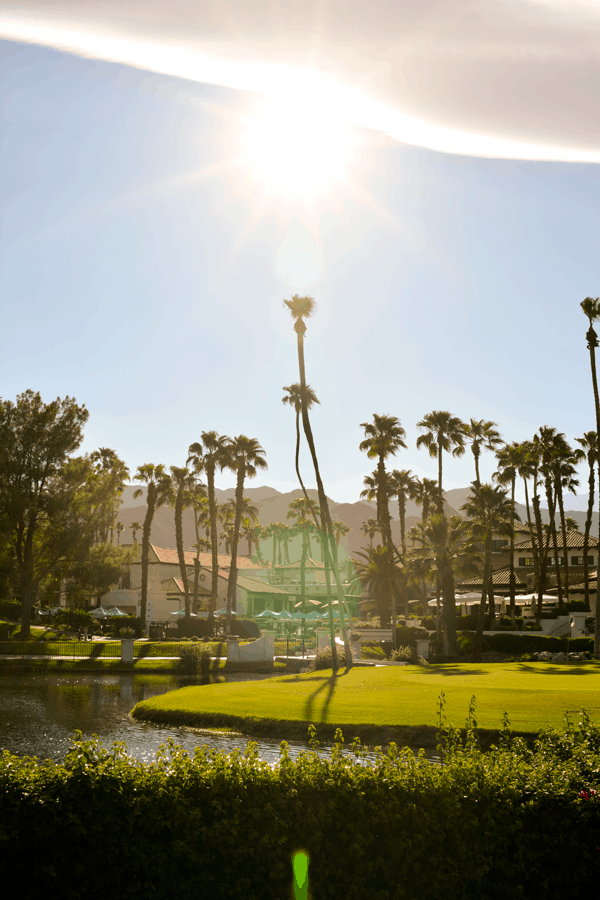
352 545 396 626
225 436 267 632
359 414 407 643
536 427 571 613
581 298 600 659
412 477 440 524
282 383 320 498
287 497 318 612
133 464 170 632
388 469 419 558
284 295 352 666
360 517 381 549
575 432 597 611
169 465 194 621
495 443 525 625
416 411 466 513
188 481 208 613
115 522 124 545
408 514 481 657
187 432 232 635
553 443 579 603
331 520 351 547
463 419 503 485
129 521 142 544
461 482 517 657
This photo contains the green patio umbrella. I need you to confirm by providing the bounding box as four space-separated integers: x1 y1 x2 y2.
254 610 280 618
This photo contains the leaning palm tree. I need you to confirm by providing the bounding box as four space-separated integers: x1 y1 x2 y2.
461 482 517 657
133 464 171 632
416 411 466 514
187 432 232 635
359 414 407 643
284 295 352 667
225 435 268 632
463 419 503 485
408 514 481 657
575 432 597 611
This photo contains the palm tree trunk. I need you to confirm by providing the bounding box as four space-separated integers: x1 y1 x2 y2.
585 330 600 658
226 465 245 632
441 562 457 657
175 486 191 621
472 531 491 661
509 475 516 627
545 476 563 611
556 480 569 607
207 463 218 636
583 455 595 609
140 484 157 632
437 442 444 514
294 322 351 667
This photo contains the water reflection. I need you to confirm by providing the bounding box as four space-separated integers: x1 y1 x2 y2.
0 672 383 766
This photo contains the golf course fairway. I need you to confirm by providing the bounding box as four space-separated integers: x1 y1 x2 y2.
131 662 600 745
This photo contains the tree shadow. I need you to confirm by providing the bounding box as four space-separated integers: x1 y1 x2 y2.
302 667 351 723
416 665 489 677
514 663 600 676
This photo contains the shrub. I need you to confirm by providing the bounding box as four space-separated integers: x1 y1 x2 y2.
585 617 595 635
119 627 135 638
390 645 413 662
485 633 594 655
360 642 386 660
394 625 429 648
565 599 590 612
312 647 347 669
420 615 435 630
178 644 211 675
0 599 22 620
54 608 95 631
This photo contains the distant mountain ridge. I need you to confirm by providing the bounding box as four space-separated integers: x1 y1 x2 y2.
117 484 599 559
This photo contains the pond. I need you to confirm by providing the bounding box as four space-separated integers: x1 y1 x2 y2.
0 672 382 766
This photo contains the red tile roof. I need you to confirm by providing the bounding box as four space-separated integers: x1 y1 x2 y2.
151 545 263 570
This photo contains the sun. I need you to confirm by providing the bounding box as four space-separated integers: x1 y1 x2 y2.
229 91 362 212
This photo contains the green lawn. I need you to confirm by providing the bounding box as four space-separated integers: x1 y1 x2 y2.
132 662 600 734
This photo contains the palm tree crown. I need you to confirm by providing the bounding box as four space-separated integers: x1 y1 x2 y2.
464 418 503 484
416 411 466 513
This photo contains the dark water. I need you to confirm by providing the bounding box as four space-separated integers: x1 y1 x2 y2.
0 672 381 766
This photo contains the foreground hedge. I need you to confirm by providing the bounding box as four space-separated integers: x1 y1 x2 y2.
1 712 600 900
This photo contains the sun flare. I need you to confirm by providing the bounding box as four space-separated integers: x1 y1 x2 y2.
231 92 361 209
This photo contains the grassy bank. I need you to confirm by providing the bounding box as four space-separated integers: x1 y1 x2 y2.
132 662 600 749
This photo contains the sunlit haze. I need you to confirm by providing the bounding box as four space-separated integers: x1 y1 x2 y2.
2 2 600 508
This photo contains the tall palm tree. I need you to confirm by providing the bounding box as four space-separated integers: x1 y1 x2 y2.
495 443 522 625
225 436 267 631
416 411 466 513
129 521 142 544
284 295 352 666
187 432 232 635
575 432 597 610
282 383 320 498
553 444 579 603
359 414 407 643
536 427 570 613
133 464 170 632
331 520 351 547
408 514 481 657
360 517 381 549
388 469 419 558
169 465 194 621
188 481 208 613
461 482 517 657
581 297 600 659
463 419 503 485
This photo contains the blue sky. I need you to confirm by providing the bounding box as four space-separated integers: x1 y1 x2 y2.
2 3 600 507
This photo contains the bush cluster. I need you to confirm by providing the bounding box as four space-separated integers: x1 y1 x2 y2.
178 644 213 675
1 718 600 899
312 647 347 669
485 632 594 655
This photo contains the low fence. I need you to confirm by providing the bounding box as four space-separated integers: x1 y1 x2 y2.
0 641 187 660
273 638 313 658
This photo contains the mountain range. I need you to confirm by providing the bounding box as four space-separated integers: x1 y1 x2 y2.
117 485 600 560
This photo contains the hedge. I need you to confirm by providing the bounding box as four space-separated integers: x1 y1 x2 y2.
0 599 22 620
1 715 600 900
484 632 594 655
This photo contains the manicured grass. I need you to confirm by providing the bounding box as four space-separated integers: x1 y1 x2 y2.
133 662 600 735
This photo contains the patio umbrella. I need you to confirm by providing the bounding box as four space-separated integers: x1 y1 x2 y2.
106 607 128 617
215 608 238 616
278 610 294 619
168 610 198 619
90 608 109 618
254 609 280 618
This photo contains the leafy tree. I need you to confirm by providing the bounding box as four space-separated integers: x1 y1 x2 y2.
133 464 170 631
187 433 232 635
0 391 89 637
416 411 466 513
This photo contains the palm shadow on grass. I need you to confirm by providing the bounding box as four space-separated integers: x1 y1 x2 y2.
515 663 600 676
303 667 351 724
416 665 488 677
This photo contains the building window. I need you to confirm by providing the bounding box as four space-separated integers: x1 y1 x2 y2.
518 557 534 567
572 555 595 566
492 539 508 552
